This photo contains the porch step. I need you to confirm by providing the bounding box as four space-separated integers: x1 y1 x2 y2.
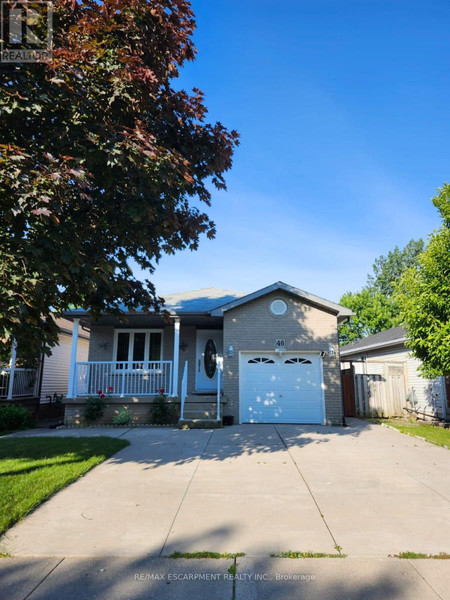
183 412 218 421
183 400 223 419
178 419 222 429
185 394 227 403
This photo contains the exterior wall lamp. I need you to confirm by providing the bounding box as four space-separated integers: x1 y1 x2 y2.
227 345 234 357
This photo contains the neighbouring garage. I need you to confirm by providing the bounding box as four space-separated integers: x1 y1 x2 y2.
239 351 324 424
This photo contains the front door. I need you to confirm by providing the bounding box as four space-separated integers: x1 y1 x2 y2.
195 330 223 391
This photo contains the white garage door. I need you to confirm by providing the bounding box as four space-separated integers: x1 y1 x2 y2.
240 352 324 424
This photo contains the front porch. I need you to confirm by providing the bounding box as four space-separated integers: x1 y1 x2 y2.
66 315 225 425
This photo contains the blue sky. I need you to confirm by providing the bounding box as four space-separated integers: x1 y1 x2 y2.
139 0 450 303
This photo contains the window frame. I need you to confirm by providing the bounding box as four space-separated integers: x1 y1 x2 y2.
112 329 164 369
248 357 275 364
284 357 312 365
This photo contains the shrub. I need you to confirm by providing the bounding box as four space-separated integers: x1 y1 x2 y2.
112 407 131 426
83 392 106 422
0 404 34 432
150 394 178 425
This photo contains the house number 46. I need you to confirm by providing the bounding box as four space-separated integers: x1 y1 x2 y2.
276 339 285 348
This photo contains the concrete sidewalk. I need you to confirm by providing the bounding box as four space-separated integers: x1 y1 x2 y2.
0 556 449 600
1 420 449 558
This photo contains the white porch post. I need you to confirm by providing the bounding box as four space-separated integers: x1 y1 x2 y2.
67 318 79 398
7 339 17 400
172 318 180 397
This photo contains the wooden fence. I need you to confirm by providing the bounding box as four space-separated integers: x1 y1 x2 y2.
343 363 408 417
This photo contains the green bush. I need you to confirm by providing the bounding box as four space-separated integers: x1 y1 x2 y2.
150 395 178 425
0 404 34 432
112 407 131 426
83 395 106 422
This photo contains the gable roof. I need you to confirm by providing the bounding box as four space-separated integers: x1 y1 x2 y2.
210 281 354 322
64 282 352 321
340 326 407 356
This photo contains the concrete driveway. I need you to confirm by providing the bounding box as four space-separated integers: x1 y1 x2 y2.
1 419 449 558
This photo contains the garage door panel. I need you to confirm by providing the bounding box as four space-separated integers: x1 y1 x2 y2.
240 352 323 424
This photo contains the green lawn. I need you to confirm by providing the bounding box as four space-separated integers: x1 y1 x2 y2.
378 421 450 448
0 436 129 535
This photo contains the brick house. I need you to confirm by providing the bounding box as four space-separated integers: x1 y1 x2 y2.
63 282 353 426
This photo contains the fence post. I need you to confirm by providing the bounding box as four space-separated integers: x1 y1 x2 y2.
121 366 126 398
7 339 17 400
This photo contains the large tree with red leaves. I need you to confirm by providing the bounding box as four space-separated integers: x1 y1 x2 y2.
0 0 239 359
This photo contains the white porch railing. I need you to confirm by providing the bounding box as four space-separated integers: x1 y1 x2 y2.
74 361 173 397
180 360 188 420
0 368 39 398
216 357 223 421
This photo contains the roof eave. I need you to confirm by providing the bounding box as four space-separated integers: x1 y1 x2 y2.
340 337 407 357
62 309 217 320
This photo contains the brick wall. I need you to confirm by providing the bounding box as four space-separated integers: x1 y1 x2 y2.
88 326 114 362
222 290 343 425
64 398 179 426
163 325 197 395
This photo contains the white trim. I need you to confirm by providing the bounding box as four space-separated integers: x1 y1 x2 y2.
172 318 180 398
6 339 17 400
318 353 327 426
238 350 325 425
211 281 353 319
340 337 407 357
112 328 164 366
67 319 79 398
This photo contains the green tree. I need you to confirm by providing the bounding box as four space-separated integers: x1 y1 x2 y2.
338 289 401 346
0 0 239 361
396 184 450 378
339 238 424 345
368 239 425 296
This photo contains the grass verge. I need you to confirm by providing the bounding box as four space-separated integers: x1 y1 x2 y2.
374 420 450 448
168 551 245 559
394 552 450 559
0 436 129 535
271 551 347 558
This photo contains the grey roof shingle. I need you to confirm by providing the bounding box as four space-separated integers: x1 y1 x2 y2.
162 287 244 313
340 326 407 356
64 283 353 318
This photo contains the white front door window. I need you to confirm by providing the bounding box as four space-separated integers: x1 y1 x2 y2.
195 330 223 391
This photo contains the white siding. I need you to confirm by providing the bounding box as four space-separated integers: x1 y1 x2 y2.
344 346 447 419
405 355 446 418
40 334 89 401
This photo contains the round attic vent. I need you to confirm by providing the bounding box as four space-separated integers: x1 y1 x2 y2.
270 299 288 316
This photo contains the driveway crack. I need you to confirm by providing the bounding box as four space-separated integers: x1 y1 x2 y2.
159 429 215 556
24 557 65 599
408 559 444 600
273 425 340 551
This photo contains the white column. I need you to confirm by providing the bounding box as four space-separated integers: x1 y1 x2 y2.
67 318 79 398
7 339 17 400
172 318 180 397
